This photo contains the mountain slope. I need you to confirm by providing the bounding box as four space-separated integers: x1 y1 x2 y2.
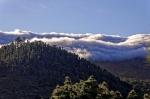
96 58 150 80
0 30 150 80
0 41 131 99
0 30 150 61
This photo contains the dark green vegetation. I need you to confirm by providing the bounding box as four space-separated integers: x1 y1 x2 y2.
51 76 150 99
51 76 123 99
0 39 131 99
127 80 150 99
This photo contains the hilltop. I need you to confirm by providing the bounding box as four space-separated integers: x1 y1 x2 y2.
0 41 131 99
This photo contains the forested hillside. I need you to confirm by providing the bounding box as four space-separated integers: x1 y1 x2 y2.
0 39 131 99
51 76 150 99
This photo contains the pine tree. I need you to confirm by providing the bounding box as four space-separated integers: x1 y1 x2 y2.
51 76 125 99
111 91 123 99
80 75 98 99
127 89 138 99
51 77 76 99
15 37 23 43
64 76 72 85
97 81 112 99
144 93 150 99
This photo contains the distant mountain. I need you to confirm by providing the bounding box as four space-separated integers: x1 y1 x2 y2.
0 41 131 99
0 29 150 80
0 29 150 61
96 58 150 80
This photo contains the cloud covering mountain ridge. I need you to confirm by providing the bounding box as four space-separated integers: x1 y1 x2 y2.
0 29 150 61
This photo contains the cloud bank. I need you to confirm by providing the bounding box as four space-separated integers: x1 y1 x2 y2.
0 29 150 61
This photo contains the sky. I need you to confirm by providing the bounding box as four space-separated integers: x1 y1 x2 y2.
0 0 149 36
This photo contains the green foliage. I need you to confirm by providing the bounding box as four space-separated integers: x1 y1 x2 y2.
51 76 150 99
127 89 138 99
64 76 72 85
128 80 150 99
51 76 124 99
0 38 148 99
79 75 98 99
111 91 123 99
97 81 112 99
0 39 131 98
144 93 150 99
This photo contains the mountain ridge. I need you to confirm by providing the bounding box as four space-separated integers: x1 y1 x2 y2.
0 29 150 61
0 30 150 80
0 41 131 99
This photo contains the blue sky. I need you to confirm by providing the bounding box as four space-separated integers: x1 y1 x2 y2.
0 0 149 36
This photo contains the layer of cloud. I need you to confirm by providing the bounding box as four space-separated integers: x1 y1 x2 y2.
0 29 150 61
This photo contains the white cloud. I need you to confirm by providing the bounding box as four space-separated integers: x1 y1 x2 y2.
4 29 30 35
0 29 150 61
